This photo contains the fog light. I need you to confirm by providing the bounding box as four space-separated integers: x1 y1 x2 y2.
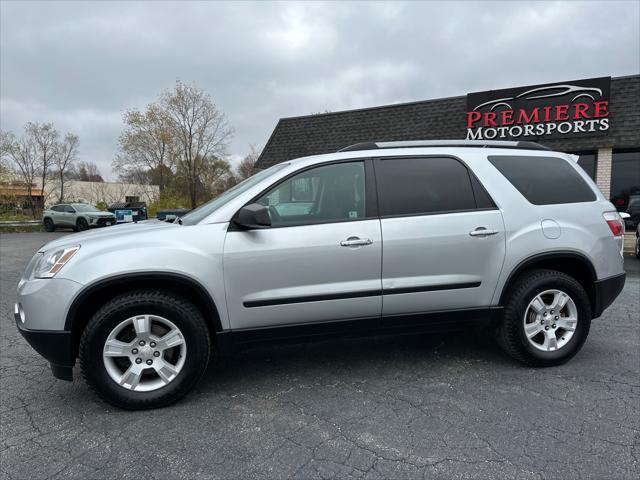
15 303 25 323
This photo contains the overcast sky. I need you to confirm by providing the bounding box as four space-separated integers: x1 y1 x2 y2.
1 0 639 179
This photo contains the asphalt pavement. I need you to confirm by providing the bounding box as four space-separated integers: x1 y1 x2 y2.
1 232 639 479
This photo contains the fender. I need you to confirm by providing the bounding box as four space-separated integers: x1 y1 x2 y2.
498 250 597 306
64 272 223 333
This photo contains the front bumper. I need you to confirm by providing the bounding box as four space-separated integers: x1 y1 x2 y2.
593 272 626 318
15 307 74 380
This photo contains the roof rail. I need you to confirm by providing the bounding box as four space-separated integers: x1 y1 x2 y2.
338 140 551 152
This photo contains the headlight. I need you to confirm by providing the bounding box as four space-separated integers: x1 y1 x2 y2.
32 245 80 279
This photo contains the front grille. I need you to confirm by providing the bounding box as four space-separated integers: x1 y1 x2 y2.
96 217 115 226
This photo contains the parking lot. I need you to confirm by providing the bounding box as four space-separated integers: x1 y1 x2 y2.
1 231 638 479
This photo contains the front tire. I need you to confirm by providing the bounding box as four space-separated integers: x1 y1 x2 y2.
76 217 89 231
79 290 211 409
497 269 591 367
43 218 55 232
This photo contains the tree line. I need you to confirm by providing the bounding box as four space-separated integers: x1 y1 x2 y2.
0 81 259 216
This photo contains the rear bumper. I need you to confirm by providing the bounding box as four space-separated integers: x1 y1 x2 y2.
15 308 74 381
593 272 626 318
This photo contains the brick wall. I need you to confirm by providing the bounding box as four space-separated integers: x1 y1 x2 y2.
595 148 612 199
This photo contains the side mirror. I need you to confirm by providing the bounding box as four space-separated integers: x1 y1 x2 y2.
234 203 271 229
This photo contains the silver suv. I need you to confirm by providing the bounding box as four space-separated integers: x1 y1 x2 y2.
15 140 626 409
43 203 116 232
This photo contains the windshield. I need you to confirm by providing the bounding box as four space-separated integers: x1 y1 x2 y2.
179 163 289 225
72 204 100 212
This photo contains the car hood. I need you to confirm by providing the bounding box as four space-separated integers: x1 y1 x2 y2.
39 220 177 252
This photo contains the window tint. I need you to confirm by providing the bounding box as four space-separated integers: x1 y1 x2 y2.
51 205 64 212
488 155 596 205
256 162 366 227
64 205 76 213
375 157 477 216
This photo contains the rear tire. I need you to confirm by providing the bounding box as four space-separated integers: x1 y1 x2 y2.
76 217 89 231
43 218 55 232
497 269 591 367
79 290 211 409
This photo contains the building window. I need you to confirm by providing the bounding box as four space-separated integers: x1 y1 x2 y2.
574 153 596 180
125 196 140 203
610 151 640 210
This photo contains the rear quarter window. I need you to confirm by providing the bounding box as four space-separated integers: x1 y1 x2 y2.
488 155 597 205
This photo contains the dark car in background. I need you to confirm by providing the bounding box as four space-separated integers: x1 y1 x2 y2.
107 201 148 223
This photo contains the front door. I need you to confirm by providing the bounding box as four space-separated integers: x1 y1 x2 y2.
223 160 383 330
373 156 506 317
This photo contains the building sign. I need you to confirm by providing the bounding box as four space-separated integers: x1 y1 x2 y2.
466 77 611 140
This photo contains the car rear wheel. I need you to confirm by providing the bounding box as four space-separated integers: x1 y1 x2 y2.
79 290 210 409
76 217 89 231
43 218 55 232
497 269 591 367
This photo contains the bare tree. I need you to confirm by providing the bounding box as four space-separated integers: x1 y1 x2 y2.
27 122 59 201
2 131 38 217
161 81 234 208
54 133 79 202
235 145 260 182
69 160 104 182
114 103 175 192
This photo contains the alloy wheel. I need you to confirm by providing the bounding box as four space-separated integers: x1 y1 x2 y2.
103 314 187 392
523 289 578 352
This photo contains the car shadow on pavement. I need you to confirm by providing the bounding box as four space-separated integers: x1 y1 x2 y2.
196 328 513 394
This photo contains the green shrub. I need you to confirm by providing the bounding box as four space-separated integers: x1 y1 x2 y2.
147 190 190 218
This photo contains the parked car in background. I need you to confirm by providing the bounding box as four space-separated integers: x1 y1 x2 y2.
156 208 191 222
17 140 626 409
107 201 148 223
42 203 116 232
622 194 640 229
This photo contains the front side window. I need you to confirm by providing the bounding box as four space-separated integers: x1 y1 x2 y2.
256 162 366 227
375 157 478 216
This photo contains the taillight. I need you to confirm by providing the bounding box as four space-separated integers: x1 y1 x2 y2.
603 211 624 236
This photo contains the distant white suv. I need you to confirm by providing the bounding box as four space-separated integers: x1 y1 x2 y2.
15 140 626 409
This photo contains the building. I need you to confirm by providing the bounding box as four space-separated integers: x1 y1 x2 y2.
41 180 160 207
257 75 639 209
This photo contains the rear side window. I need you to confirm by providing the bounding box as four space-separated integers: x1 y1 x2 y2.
488 155 596 205
375 157 480 216
51 205 64 212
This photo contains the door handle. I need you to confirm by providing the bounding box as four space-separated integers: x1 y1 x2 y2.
340 237 373 247
469 227 499 237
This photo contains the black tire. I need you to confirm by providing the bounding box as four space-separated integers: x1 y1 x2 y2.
497 269 591 367
635 237 640 259
43 218 55 232
79 290 211 409
76 217 89 231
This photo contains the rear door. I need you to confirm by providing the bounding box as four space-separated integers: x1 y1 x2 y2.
223 160 383 330
374 155 506 318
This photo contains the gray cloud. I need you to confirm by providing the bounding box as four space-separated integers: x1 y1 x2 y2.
1 0 638 178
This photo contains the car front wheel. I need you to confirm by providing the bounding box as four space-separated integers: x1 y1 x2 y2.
43 218 55 232
76 217 89 231
497 269 591 367
79 290 210 409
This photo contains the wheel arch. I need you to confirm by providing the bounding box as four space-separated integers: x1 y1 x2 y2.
498 251 597 312
65 272 224 356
